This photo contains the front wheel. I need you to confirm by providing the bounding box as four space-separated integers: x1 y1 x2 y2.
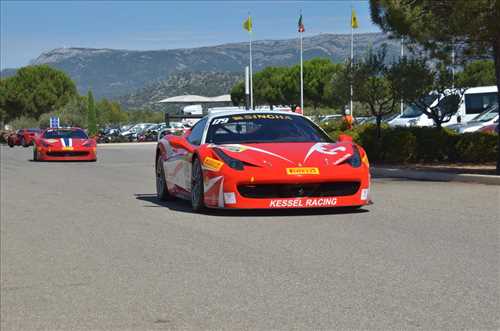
21 137 28 147
156 156 171 201
33 147 38 161
191 157 205 212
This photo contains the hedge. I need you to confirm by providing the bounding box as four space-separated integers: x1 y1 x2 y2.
321 123 498 164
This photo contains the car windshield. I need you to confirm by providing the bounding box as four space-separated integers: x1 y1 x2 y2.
43 129 88 139
401 106 423 118
471 105 498 122
206 113 331 144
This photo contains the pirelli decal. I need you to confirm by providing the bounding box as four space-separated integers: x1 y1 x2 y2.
203 157 224 172
286 167 320 175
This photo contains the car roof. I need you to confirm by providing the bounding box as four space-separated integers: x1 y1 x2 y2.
43 127 84 131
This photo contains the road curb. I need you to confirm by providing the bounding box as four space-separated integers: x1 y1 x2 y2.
371 167 500 185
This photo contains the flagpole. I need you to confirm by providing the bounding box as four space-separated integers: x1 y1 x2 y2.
300 23 304 113
249 24 254 110
350 8 354 118
400 37 404 115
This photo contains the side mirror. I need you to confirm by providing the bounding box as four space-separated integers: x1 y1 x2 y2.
169 135 194 152
159 130 168 140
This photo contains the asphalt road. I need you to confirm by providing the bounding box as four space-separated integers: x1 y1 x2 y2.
1 143 499 330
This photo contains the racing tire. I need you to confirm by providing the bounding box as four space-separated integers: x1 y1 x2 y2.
8 142 14 148
156 156 171 201
33 147 38 161
191 157 205 212
21 137 28 147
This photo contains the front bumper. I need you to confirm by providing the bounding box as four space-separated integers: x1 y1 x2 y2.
36 146 97 161
203 165 371 209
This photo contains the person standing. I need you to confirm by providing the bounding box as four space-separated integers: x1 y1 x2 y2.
343 108 354 130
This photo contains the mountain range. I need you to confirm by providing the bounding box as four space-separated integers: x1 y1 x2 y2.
1 33 402 108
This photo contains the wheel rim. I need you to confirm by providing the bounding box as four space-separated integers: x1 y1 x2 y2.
156 158 165 197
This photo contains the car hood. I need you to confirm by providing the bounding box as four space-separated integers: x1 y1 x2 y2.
211 142 355 168
458 122 486 132
41 138 91 148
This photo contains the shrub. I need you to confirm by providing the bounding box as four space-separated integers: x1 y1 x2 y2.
321 123 497 164
381 128 417 163
407 127 458 162
455 132 497 163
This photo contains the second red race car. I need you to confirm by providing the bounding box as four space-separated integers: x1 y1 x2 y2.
33 127 97 161
7 128 41 147
155 110 371 211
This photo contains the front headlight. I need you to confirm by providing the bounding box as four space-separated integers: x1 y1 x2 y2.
82 140 94 147
347 146 362 168
213 147 245 171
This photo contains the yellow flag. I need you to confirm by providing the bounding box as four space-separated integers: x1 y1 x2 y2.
243 16 252 32
351 9 359 29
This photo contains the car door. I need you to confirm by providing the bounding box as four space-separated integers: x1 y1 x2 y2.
164 117 208 193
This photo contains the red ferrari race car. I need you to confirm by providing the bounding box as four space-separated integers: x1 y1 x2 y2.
155 110 371 211
7 128 41 147
33 127 97 161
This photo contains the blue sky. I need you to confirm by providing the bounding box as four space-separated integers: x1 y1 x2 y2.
1 1 380 69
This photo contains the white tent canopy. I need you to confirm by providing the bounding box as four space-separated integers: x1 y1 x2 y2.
157 94 231 103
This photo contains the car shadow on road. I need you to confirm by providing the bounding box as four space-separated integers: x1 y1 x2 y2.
134 194 369 218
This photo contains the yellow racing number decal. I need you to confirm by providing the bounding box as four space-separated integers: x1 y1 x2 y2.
286 167 320 175
362 154 369 167
203 157 224 172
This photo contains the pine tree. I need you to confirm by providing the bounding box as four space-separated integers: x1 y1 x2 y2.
87 90 97 137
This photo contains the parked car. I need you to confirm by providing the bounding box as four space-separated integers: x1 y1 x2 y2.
447 104 499 133
478 119 499 134
388 105 435 127
320 115 342 126
120 123 154 141
137 124 166 142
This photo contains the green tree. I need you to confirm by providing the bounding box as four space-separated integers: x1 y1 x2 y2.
303 58 342 109
253 66 289 107
99 99 128 125
350 46 400 137
38 96 88 129
87 90 97 136
325 61 353 110
456 60 496 88
230 81 246 106
388 58 463 128
8 116 39 130
370 0 500 172
0 65 77 122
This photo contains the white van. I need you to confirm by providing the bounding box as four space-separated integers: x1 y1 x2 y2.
389 86 498 127
449 85 498 125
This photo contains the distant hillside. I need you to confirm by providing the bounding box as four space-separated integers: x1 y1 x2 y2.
0 33 401 101
117 71 243 110
0 68 17 78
